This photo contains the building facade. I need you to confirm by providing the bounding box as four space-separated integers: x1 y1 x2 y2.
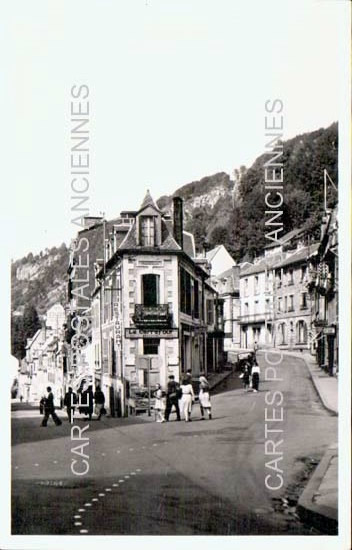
90 192 224 415
308 208 338 374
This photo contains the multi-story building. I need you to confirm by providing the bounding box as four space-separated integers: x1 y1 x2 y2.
91 192 224 416
239 254 281 349
272 243 319 349
210 266 240 350
18 303 67 405
308 208 338 374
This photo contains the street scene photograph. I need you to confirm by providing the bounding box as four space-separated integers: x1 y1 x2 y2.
2 0 350 548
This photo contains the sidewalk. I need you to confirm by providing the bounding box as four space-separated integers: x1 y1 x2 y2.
280 350 337 415
276 350 338 533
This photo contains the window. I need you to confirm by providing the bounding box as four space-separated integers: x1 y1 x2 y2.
276 271 282 288
143 338 160 355
141 216 155 246
244 278 248 296
301 266 307 282
265 298 270 312
244 302 249 315
296 320 308 344
180 267 192 316
254 276 259 294
194 279 199 319
300 292 308 310
142 274 159 306
254 300 259 314
284 296 287 312
288 269 294 285
206 299 214 325
288 295 294 312
278 297 282 312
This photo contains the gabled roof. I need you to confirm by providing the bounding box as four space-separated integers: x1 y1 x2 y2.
275 243 319 269
265 228 305 249
138 190 160 214
240 252 283 276
206 245 221 262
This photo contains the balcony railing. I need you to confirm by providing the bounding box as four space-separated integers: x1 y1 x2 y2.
239 312 271 324
133 304 172 328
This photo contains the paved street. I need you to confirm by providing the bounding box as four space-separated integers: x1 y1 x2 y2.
12 354 337 535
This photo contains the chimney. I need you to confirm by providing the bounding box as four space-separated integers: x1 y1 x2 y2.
173 196 183 249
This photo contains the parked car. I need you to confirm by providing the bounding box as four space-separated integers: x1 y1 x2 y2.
227 348 255 372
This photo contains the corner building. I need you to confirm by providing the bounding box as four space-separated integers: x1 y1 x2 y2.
91 192 223 415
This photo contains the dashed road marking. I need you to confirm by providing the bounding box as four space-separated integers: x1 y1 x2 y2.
98 493 105 497
53 460 58 464
130 472 136 475
119 479 124 483
74 515 81 519
80 529 89 534
78 508 85 512
129 448 134 451
112 483 119 487
85 503 92 507
92 498 98 501
124 475 130 479
74 521 82 526
136 469 141 472
105 488 112 492
34 464 39 467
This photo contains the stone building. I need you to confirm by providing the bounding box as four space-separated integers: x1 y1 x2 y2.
272 243 319 349
308 208 338 374
91 192 223 415
210 266 240 350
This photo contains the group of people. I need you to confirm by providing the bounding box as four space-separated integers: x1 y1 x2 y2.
39 385 106 426
154 370 212 423
241 356 261 393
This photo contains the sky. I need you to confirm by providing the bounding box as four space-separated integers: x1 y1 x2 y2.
0 0 348 260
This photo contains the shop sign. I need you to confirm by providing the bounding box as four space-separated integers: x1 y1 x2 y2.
125 328 178 339
323 326 335 336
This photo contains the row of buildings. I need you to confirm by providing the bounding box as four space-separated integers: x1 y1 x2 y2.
17 191 338 412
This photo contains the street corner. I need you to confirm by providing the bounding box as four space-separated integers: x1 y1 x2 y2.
297 445 338 534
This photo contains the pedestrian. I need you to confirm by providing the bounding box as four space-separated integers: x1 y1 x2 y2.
93 385 106 420
183 369 193 419
253 340 259 358
242 364 250 392
64 387 77 423
199 373 212 420
20 395 23 403
164 375 181 421
180 376 195 422
81 386 94 420
39 396 45 415
251 361 261 392
41 386 62 427
154 384 166 422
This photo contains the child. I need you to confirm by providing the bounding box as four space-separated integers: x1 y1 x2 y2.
154 384 165 422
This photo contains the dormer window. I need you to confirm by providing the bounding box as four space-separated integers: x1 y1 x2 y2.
141 216 155 246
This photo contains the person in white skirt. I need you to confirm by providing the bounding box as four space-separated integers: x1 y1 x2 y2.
180 377 195 422
154 384 166 422
199 373 212 420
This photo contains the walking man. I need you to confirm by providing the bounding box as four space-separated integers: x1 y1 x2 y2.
93 385 106 420
164 375 181 421
64 387 77 423
41 386 62 427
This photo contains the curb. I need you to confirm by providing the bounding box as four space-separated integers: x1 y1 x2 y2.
275 351 338 416
208 370 233 391
297 446 338 534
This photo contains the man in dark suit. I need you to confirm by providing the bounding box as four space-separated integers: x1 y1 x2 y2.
64 387 77 423
164 375 181 421
41 386 62 427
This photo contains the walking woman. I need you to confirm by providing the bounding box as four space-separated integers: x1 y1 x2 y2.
242 364 251 392
154 383 166 422
199 373 212 420
180 376 195 422
251 361 261 392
